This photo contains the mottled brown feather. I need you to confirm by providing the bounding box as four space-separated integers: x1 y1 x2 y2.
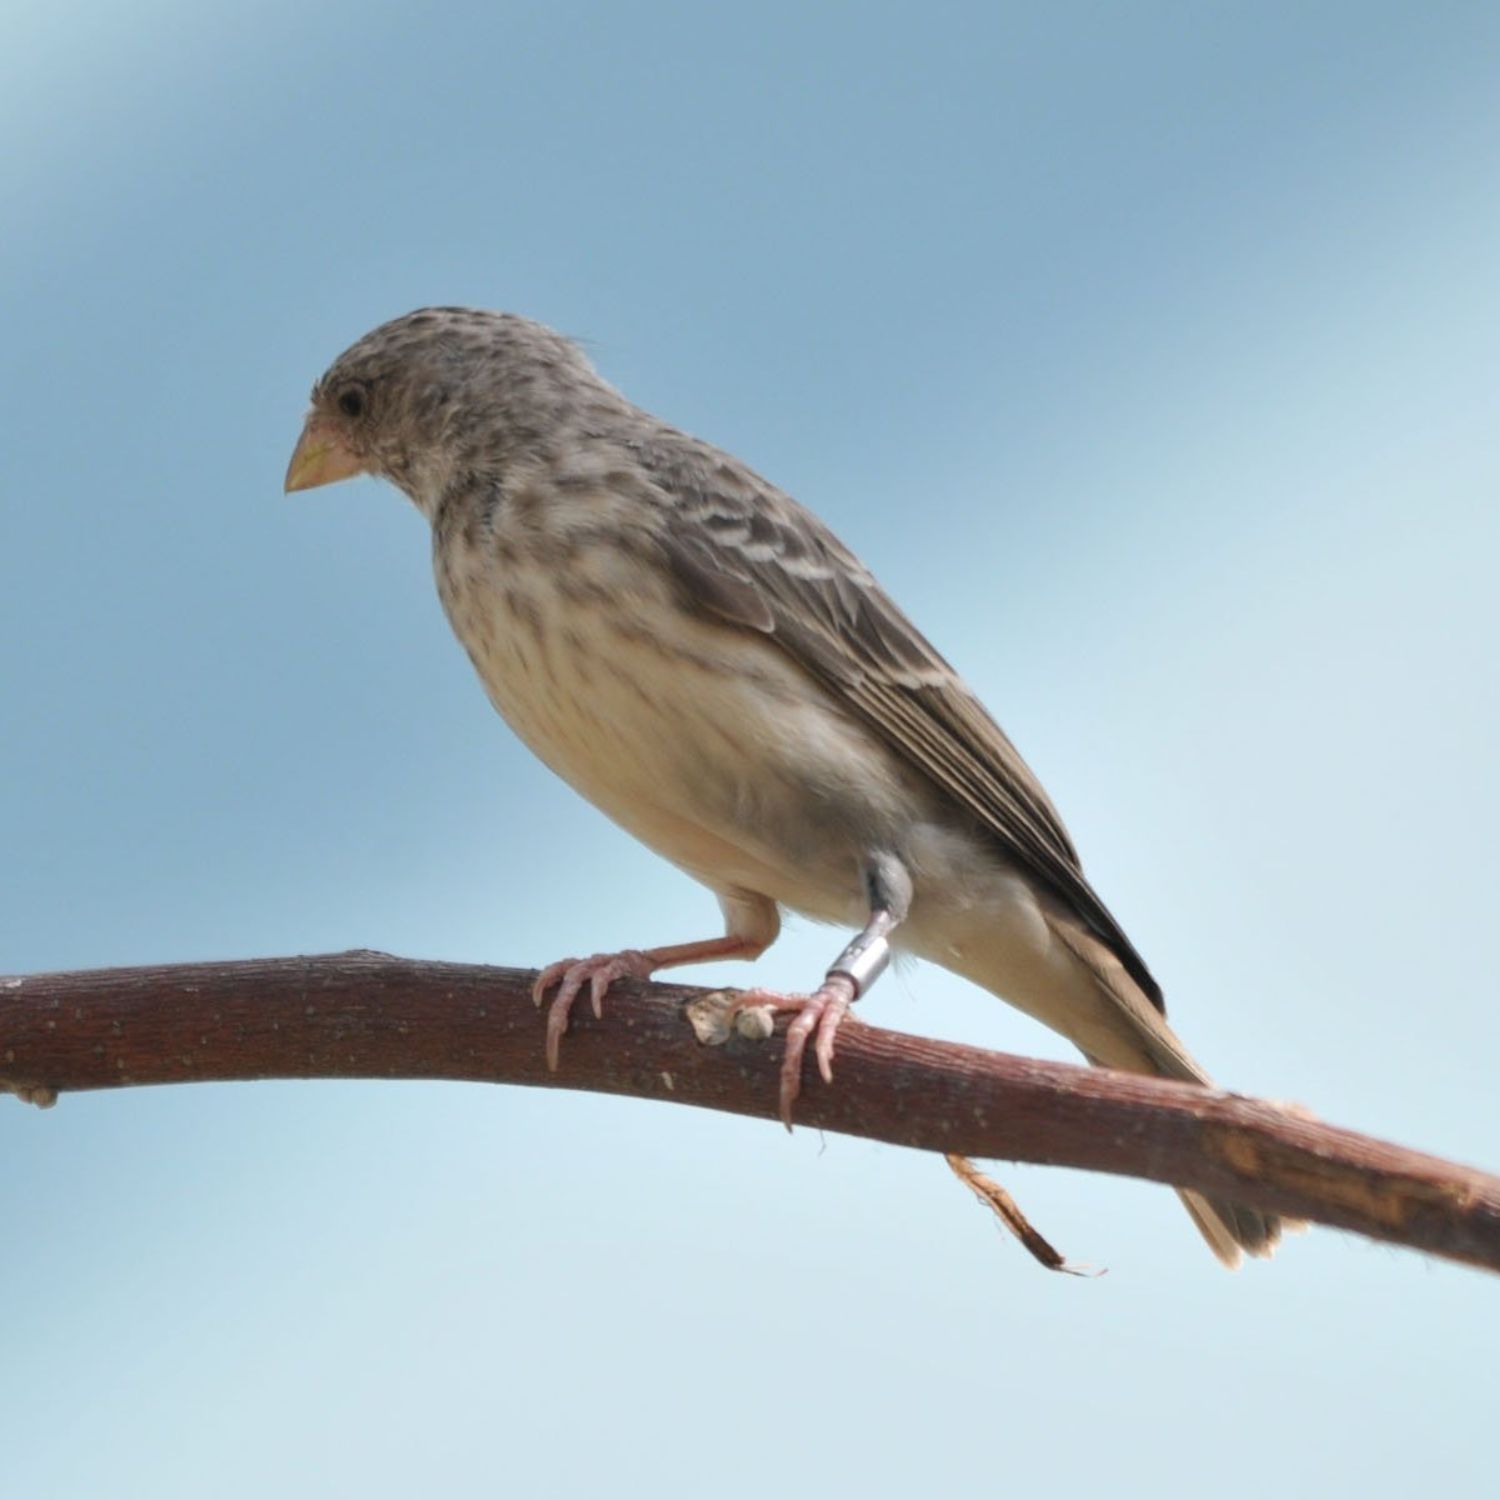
639 434 1166 1012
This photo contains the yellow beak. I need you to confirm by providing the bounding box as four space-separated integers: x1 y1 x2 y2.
284 416 366 492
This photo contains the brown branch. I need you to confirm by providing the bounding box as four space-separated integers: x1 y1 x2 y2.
2 949 1496 1272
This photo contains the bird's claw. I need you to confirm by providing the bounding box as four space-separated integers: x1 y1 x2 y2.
533 949 657 1070
726 975 856 1129
534 953 856 1125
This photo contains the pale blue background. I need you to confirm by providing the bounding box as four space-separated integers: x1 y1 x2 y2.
3 3 1498 1496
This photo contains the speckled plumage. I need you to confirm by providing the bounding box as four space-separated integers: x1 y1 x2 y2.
287 306 1283 1265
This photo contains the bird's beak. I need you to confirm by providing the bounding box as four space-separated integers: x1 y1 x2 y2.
284 415 366 493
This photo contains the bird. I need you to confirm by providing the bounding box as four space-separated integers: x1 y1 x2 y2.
285 306 1283 1265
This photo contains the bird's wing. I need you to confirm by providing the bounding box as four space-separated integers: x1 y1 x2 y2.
636 435 1164 1011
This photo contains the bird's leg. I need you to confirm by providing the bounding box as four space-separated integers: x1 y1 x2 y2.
729 852 912 1128
534 892 779 1070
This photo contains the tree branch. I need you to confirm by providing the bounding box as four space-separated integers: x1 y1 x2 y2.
2 950 1495 1271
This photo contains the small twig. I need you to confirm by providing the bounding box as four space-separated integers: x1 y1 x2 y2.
1 951 1497 1272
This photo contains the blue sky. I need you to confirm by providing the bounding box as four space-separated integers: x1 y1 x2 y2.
3 3 1498 1496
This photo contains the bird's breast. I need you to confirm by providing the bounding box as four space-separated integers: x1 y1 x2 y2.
432 524 913 923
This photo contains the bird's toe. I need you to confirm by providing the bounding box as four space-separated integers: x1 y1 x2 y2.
535 948 659 1068
726 977 857 1129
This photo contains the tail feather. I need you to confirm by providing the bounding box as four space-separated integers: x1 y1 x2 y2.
1044 912 1286 1267
1178 1190 1281 1268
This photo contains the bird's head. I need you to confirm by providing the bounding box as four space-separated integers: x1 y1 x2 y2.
284 306 608 510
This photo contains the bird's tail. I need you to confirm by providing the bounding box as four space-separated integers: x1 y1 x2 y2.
1040 916 1284 1266
1115 1040 1283 1266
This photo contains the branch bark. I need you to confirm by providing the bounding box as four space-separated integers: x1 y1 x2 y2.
2 950 1495 1272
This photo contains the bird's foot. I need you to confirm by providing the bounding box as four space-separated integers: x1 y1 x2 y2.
726 974 856 1129
532 949 658 1069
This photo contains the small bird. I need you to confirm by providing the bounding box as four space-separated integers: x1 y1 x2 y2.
286 307 1282 1265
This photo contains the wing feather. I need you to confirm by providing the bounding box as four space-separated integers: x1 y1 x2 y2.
635 434 1163 1010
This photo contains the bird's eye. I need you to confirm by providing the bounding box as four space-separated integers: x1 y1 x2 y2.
337 386 367 419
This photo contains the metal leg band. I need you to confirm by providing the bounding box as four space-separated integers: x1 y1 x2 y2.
826 930 891 999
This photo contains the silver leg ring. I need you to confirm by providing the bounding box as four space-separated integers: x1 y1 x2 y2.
826 931 891 999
